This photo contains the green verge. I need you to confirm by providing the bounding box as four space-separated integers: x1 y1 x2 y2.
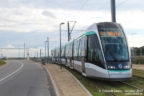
133 69 144 77
130 69 144 89
64 67 135 96
0 60 6 66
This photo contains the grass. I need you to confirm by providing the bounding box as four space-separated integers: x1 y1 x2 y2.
125 77 144 89
0 60 6 66
65 67 136 96
130 69 144 89
49 63 144 96
133 69 144 76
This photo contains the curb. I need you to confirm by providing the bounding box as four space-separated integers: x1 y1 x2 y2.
45 67 60 96
67 71 93 96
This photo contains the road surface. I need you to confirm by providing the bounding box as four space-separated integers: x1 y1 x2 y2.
0 60 55 96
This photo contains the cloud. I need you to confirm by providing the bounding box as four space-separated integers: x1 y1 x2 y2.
117 10 144 30
6 44 15 48
0 7 58 32
0 0 143 11
42 10 56 18
0 3 143 33
117 0 144 10
0 0 143 57
127 34 144 47
0 7 143 46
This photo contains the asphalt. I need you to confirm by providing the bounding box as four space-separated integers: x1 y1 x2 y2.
0 60 56 96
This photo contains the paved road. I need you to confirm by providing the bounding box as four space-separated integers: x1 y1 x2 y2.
0 60 55 96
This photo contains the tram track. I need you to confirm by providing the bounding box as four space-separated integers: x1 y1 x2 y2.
95 80 144 96
96 85 117 96
65 66 117 96
64 66 144 96
119 81 143 90
133 75 144 80
133 69 144 80
134 70 144 74
117 70 144 94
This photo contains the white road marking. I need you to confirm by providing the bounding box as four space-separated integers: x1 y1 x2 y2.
0 63 24 82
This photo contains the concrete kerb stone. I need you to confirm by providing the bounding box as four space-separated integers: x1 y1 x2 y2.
45 67 60 96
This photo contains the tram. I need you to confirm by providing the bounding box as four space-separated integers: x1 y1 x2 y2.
51 22 132 81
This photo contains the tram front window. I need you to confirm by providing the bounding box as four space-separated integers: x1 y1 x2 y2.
87 34 105 68
98 27 129 62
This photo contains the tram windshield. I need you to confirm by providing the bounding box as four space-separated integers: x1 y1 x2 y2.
98 23 129 62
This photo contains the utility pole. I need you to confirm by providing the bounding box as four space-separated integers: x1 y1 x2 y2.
40 49 41 59
67 21 76 41
27 48 29 60
37 50 38 58
45 41 47 63
24 43 25 59
60 23 65 69
47 37 49 63
18 48 20 58
111 0 116 22
141 47 143 56
67 22 70 41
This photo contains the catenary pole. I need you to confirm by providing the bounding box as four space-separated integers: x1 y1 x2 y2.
111 0 116 22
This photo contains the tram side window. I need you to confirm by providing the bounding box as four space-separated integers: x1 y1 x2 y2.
51 51 53 57
88 35 105 68
61 47 64 58
73 40 80 60
52 50 53 57
68 44 72 58
53 51 55 57
66 44 69 58
68 44 70 58
69 43 72 58
78 37 86 60
55 50 57 57
56 50 57 57
54 50 56 58
53 51 54 57
72 42 74 59
56 49 60 58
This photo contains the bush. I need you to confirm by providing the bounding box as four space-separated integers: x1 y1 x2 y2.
132 56 144 64
0 60 6 66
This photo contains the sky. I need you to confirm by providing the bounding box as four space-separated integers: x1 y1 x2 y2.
0 0 144 57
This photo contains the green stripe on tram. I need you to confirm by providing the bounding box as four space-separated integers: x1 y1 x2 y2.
85 31 96 36
81 31 96 37
108 69 131 72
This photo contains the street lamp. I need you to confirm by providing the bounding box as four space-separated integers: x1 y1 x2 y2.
60 22 65 69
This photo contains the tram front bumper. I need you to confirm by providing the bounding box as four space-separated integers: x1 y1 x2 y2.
108 69 132 79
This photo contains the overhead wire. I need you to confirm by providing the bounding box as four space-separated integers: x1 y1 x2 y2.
117 0 129 8
70 0 89 39
79 0 89 12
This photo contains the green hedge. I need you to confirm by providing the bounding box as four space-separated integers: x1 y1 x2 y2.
132 56 144 64
0 60 6 66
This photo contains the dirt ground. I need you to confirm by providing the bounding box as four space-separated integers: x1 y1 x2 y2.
132 64 144 70
45 64 90 96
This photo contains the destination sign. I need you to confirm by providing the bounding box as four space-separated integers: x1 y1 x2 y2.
100 32 121 36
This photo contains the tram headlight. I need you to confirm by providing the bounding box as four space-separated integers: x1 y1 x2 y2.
124 65 130 69
108 66 116 69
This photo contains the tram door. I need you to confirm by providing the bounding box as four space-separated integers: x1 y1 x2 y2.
69 58 72 68
79 37 87 73
82 57 85 73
